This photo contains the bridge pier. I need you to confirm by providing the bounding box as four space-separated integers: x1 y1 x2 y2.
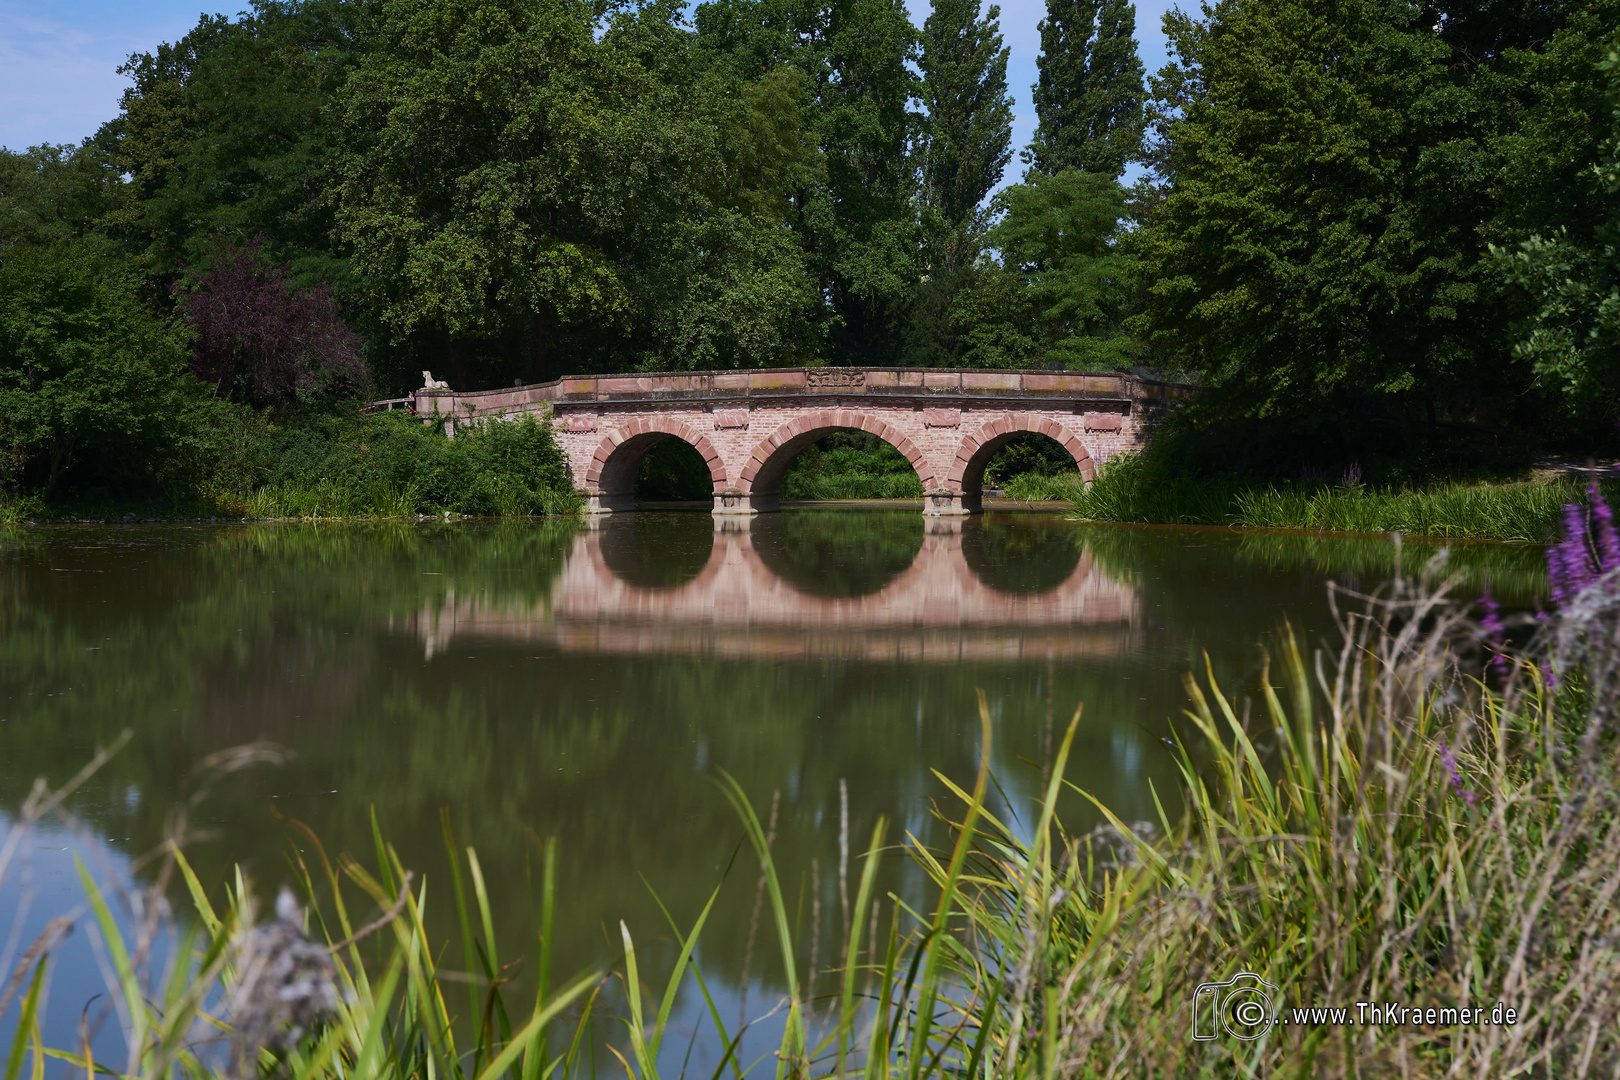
924 490 979 517
712 490 776 516
583 491 637 514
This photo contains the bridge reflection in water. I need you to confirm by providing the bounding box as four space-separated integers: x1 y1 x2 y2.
411 513 1136 662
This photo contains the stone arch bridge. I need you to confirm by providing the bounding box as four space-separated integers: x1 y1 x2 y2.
417 367 1185 515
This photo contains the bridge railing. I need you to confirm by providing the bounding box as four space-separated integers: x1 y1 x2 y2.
408 367 1191 417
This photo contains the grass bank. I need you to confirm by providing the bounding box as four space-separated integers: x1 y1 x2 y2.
1059 454 1614 541
7 547 1618 1077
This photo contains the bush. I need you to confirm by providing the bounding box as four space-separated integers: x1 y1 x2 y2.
244 409 579 518
0 239 202 497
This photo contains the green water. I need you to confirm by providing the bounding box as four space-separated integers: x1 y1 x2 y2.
0 512 1545 1066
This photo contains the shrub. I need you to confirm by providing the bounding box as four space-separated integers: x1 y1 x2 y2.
244 409 578 518
0 239 202 497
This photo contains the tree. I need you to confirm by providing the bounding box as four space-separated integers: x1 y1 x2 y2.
919 0 1013 225
901 0 1013 366
954 168 1135 367
1026 0 1144 178
337 0 821 386
1132 0 1569 438
104 1 364 286
0 142 127 250
695 0 924 364
1496 29 1620 430
174 235 371 409
0 240 198 494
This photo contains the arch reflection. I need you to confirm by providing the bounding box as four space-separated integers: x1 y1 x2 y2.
748 512 925 598
594 513 715 589
960 517 1083 595
411 512 1136 662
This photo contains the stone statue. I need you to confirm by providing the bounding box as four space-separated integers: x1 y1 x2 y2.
421 371 449 390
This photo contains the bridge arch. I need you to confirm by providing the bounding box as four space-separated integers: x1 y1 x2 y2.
949 413 1095 510
584 418 728 512
738 411 939 509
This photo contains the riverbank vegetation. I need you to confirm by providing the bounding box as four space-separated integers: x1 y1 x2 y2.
1063 454 1617 542
5 511 1617 1076
6 0 1620 515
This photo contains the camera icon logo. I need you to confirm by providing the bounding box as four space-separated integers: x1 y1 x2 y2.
1191 971 1278 1041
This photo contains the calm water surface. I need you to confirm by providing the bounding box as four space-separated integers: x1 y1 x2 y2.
0 511 1545 1066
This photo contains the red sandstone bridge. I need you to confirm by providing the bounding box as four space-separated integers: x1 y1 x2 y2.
417 367 1185 515
399 517 1137 663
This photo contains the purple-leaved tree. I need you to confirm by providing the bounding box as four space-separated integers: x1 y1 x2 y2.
174 236 371 409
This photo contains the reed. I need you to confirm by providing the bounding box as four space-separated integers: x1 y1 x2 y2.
1002 472 1086 502
1069 453 1613 542
925 555 1620 1077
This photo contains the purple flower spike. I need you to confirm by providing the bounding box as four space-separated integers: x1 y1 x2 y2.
1479 590 1507 677
1436 740 1477 804
1589 480 1620 574
1549 502 1598 606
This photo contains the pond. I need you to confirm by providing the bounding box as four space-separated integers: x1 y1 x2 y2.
0 511 1546 1070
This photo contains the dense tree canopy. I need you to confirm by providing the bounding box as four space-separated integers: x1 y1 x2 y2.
4 0 1620 506
1130 0 1620 449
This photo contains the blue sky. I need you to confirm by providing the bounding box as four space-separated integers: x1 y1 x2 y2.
1 0 1182 183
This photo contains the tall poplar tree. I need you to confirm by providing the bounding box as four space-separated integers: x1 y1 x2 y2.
920 0 1014 224
1027 0 1144 178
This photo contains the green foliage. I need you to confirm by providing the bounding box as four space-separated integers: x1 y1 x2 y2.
1001 471 1085 501
1495 29 1620 430
106 1 364 288
634 437 714 501
0 143 126 250
919 0 1012 226
984 433 1083 501
696 0 924 365
780 431 926 499
1133 0 1552 429
0 239 204 496
956 168 1137 368
1071 451 1610 541
335 0 823 387
1026 0 1144 178
247 410 579 518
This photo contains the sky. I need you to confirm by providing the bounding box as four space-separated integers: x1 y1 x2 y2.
0 0 1182 181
